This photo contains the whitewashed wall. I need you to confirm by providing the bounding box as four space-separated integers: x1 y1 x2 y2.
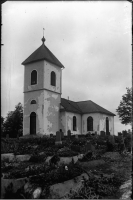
23 60 62 136
82 113 114 135
44 90 61 135
60 111 66 134
44 61 62 94
62 112 82 135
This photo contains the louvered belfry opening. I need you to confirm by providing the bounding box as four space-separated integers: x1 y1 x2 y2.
31 70 37 85
51 71 56 86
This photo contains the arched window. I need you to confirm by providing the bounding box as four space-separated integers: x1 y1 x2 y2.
87 116 93 131
30 112 36 135
31 100 36 104
73 116 77 131
106 117 109 135
31 70 37 85
51 71 56 86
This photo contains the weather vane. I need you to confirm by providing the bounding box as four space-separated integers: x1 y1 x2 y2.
42 28 46 44
43 28 45 37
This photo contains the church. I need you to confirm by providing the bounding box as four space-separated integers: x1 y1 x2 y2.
22 35 115 136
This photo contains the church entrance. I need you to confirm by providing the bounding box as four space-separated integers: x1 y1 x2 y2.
30 112 36 135
106 117 109 135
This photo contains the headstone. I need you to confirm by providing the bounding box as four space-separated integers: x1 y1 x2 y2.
60 129 64 139
67 130 71 138
85 141 95 152
85 141 91 151
55 131 62 145
75 135 78 139
100 131 105 136
108 135 115 145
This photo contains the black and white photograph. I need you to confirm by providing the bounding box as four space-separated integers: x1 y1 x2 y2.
1 1 132 199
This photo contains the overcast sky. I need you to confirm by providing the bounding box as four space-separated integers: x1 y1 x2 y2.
2 1 132 134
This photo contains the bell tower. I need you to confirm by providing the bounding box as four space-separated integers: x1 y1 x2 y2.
22 33 64 136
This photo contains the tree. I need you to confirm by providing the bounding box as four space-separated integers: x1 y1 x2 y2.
1 116 5 137
4 103 23 138
116 87 132 125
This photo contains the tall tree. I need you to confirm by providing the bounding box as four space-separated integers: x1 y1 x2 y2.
4 103 23 137
116 88 132 125
1 116 5 137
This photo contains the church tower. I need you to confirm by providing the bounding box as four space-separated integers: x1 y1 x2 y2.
22 35 64 136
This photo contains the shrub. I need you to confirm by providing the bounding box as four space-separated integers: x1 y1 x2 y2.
29 154 46 163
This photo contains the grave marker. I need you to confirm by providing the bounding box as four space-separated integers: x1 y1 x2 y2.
55 131 62 145
67 130 71 138
85 141 95 152
108 135 115 145
75 135 78 139
60 129 64 139
100 131 105 136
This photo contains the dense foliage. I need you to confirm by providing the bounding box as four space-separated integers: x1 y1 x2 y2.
2 103 23 138
116 87 132 125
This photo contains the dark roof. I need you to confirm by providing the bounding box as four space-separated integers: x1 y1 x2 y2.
60 98 81 114
60 98 115 116
22 43 64 68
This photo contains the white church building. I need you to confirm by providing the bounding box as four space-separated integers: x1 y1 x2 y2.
22 36 115 136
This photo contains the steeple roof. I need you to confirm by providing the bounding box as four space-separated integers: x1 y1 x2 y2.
22 39 64 68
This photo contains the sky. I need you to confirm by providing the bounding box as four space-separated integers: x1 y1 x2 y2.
1 1 132 135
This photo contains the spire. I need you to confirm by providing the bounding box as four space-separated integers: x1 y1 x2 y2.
41 28 46 44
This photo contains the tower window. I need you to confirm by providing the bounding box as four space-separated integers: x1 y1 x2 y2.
87 116 93 131
73 116 77 131
51 71 56 86
31 100 36 104
31 70 37 85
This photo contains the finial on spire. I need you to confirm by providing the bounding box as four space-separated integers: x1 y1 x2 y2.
41 28 46 44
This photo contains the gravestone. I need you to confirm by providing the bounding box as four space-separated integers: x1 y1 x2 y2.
108 135 115 145
60 129 64 139
67 130 71 138
100 131 105 136
75 135 78 139
85 141 95 152
55 131 62 145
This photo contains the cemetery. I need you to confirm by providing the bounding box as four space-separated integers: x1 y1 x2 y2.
1 130 132 199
